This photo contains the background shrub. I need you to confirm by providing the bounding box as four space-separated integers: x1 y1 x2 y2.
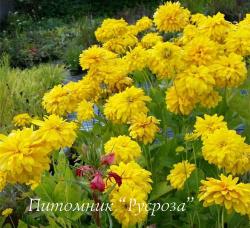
0 55 66 133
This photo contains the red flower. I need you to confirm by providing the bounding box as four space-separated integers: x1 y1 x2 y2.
90 172 105 192
107 172 122 187
101 153 115 165
76 165 93 177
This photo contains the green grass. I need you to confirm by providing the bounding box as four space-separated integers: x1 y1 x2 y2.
0 55 66 133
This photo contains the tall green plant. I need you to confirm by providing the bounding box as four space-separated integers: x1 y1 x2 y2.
0 55 66 133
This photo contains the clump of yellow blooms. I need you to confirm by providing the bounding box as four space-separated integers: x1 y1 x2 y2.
104 135 141 164
33 114 77 150
129 114 160 145
199 174 250 216
104 86 151 124
2 1 250 226
107 162 152 226
76 100 94 121
12 113 32 128
167 160 196 190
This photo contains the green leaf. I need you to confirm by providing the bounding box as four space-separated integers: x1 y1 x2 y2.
149 182 173 202
17 220 28 228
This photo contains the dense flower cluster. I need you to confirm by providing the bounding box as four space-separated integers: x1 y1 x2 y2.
107 162 152 227
1 1 250 227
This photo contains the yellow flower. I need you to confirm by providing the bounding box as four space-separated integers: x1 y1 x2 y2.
212 53 247 88
33 114 77 150
124 46 148 72
95 18 129 43
12 113 32 128
191 13 207 25
2 208 13 217
104 86 151 124
104 135 141 164
154 1 190 32
199 90 222 109
193 114 228 140
165 86 196 115
79 45 117 70
198 174 250 216
0 171 7 191
129 114 160 145
42 84 76 116
198 13 232 43
148 42 184 79
174 65 215 98
183 36 218 66
110 184 148 227
107 161 152 199
76 100 94 121
135 16 153 32
103 33 138 54
225 25 250 56
0 128 50 185
140 32 163 49
202 128 250 175
167 161 196 190
98 58 133 93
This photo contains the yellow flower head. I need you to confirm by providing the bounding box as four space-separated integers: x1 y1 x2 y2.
167 160 196 190
76 100 94 121
148 42 184 79
154 1 190 32
212 53 247 88
225 25 250 56
194 114 228 140
198 174 250 216
33 114 77 150
12 113 32 128
107 161 152 199
174 65 215 98
202 128 250 175
104 86 151 124
140 32 163 49
42 84 76 116
129 114 160 145
2 208 13 217
103 33 138 54
104 135 141 164
191 13 207 25
199 90 222 109
95 18 129 43
198 12 232 43
165 86 196 115
124 46 148 72
184 36 218 66
135 16 153 32
79 45 117 70
110 184 148 227
0 128 50 185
